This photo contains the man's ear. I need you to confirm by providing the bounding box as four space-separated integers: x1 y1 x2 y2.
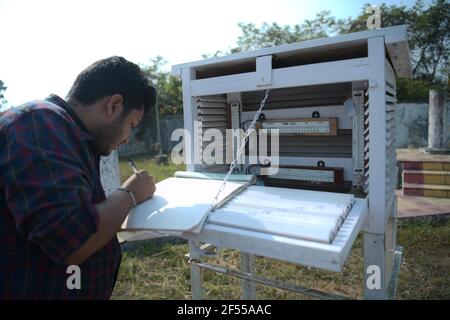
105 94 124 120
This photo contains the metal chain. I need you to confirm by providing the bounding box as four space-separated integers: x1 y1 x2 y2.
210 89 270 208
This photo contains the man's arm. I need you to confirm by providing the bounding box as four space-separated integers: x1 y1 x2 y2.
65 171 155 265
0 109 155 265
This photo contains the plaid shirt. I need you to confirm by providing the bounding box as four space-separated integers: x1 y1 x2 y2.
0 95 122 299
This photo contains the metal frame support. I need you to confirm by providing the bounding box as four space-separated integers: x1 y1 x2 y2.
363 232 387 299
189 260 351 300
189 241 203 300
240 253 256 299
387 246 403 299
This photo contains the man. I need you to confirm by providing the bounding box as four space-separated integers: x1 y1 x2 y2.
0 56 157 299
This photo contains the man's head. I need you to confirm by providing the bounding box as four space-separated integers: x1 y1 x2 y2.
67 56 156 156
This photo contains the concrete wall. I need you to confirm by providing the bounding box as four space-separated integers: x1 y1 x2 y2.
395 102 450 148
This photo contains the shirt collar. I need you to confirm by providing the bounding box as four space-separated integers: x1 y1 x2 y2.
45 94 93 142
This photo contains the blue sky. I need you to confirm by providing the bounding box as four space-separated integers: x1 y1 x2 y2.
0 0 421 109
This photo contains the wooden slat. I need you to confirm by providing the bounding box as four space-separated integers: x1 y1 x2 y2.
198 108 228 115
386 110 395 122
385 85 396 97
190 58 369 96
385 95 397 104
386 103 395 112
243 97 346 111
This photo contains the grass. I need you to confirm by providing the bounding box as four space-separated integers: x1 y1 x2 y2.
118 154 184 183
112 156 450 300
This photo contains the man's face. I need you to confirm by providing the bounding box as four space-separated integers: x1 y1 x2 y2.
91 106 144 156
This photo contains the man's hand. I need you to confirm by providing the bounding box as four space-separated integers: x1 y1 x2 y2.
121 170 156 204
65 170 156 265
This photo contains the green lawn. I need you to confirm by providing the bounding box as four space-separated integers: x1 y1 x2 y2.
118 155 185 183
112 156 450 300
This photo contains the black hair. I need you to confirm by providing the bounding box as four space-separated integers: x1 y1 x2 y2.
67 56 156 115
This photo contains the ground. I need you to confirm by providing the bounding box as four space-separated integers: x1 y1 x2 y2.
112 156 450 300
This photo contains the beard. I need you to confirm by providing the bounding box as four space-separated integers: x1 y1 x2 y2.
91 116 124 156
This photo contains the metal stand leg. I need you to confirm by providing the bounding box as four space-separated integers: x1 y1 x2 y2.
363 232 387 299
240 253 256 299
189 241 203 300
387 246 403 299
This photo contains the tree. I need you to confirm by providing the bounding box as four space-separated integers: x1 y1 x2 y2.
131 57 183 153
203 11 349 58
346 1 449 100
148 1 448 113
141 56 182 116
347 0 449 85
136 1 448 154
234 11 349 52
205 0 448 100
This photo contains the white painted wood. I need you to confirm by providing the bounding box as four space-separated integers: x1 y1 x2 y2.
220 197 347 224
256 55 272 86
190 58 369 96
174 171 255 182
386 95 397 104
172 25 410 78
385 85 396 97
385 59 396 87
362 36 387 234
383 26 408 44
246 185 354 205
117 230 167 243
352 90 365 188
181 67 199 172
385 193 397 226
184 197 368 272
209 208 337 243
123 177 249 233
228 96 243 171
197 96 229 169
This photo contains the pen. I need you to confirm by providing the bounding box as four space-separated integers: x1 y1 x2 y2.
126 158 139 175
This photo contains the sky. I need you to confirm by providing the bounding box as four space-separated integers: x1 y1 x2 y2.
0 0 420 109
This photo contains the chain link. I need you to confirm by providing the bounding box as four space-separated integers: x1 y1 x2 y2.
210 89 270 208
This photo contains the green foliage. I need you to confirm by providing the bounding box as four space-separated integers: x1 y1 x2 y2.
151 1 449 108
203 11 350 57
141 56 183 117
346 3 415 33
133 57 183 146
396 78 446 101
204 0 449 101
348 0 449 86
349 0 449 100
